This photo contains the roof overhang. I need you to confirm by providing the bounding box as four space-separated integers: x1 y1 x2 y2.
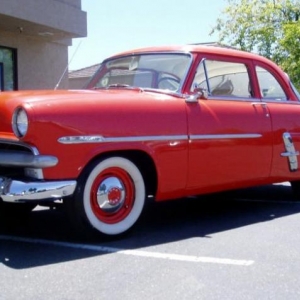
0 0 87 44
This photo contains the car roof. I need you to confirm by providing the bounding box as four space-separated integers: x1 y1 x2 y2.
106 44 285 78
109 44 270 64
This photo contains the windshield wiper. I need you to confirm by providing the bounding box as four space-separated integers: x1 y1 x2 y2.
92 84 131 90
104 84 144 92
107 84 131 88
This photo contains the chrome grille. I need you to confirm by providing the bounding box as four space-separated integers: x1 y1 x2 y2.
0 140 35 178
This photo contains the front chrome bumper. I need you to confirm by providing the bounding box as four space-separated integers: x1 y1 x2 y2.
0 150 58 168
0 177 77 203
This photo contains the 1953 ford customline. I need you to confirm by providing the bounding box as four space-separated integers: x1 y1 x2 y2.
1 44 300 236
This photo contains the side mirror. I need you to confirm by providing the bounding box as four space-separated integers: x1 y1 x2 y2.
185 86 208 103
194 86 208 99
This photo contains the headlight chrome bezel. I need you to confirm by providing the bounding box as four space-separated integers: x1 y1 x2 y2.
12 107 29 138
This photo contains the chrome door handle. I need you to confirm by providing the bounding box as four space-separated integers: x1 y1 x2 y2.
251 102 267 107
251 102 269 117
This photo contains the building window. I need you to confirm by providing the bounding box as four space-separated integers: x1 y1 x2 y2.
0 46 17 91
0 63 3 91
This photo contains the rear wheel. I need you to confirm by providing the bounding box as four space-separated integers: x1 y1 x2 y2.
67 157 146 236
291 181 300 200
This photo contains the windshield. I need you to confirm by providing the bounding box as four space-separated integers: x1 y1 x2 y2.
88 53 192 93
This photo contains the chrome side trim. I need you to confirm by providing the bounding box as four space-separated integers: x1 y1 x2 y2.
58 133 262 144
0 177 77 202
58 135 188 144
190 134 262 140
281 132 299 172
0 150 58 168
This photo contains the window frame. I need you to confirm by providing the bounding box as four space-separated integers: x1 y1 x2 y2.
0 63 3 91
189 54 255 101
255 64 288 101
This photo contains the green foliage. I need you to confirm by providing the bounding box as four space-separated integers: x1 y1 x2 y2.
211 0 300 89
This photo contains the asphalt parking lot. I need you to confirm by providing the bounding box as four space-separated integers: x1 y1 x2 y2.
1 182 300 300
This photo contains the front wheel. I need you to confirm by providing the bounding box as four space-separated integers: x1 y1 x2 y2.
68 157 146 236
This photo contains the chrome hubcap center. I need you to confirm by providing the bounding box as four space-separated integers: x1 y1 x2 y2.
96 176 125 213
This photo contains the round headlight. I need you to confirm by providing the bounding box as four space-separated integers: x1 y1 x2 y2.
12 107 29 138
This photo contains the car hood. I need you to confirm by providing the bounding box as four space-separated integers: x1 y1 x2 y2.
0 88 182 136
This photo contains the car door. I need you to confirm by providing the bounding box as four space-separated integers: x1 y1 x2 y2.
254 63 300 180
186 57 273 193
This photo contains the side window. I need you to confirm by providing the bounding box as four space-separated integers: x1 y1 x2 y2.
256 66 287 100
191 59 252 98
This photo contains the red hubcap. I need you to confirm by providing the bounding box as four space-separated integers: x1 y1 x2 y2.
108 187 122 205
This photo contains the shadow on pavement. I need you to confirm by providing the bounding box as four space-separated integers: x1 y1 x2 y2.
1 183 300 269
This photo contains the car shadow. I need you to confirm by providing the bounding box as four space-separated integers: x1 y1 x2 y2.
1 183 300 269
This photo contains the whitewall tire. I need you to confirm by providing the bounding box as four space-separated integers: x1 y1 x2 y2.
73 157 146 236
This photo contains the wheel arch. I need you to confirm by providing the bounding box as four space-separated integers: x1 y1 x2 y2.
80 150 158 199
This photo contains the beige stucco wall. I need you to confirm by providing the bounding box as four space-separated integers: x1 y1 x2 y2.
0 32 69 89
0 0 86 90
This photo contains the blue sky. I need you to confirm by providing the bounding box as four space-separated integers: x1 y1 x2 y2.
68 0 227 70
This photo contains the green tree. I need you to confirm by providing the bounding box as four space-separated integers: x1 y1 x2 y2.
211 0 300 88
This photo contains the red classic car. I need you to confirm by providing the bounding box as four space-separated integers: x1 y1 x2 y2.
0 44 300 236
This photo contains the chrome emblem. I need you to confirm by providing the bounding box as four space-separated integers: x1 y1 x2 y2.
281 132 299 172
